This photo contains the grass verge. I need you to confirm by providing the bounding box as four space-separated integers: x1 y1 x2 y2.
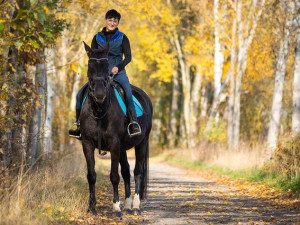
159 151 300 194
0 150 106 225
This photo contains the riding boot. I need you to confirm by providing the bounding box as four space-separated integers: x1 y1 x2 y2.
68 108 81 140
127 108 142 137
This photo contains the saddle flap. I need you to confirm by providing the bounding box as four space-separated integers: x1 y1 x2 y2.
112 81 143 117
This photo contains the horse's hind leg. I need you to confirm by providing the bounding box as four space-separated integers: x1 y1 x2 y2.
133 138 148 214
119 150 132 211
83 143 97 215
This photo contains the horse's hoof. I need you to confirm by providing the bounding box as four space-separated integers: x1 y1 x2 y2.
115 211 122 219
133 208 141 216
87 209 97 215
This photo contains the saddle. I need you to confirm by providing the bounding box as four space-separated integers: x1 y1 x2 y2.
80 81 143 117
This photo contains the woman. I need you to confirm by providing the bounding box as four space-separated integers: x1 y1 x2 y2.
69 9 141 139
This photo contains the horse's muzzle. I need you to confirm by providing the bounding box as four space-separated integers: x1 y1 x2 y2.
95 94 106 103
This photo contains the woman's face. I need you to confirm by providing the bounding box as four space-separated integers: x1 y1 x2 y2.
105 18 119 31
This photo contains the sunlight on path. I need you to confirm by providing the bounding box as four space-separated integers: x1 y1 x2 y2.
81 154 300 225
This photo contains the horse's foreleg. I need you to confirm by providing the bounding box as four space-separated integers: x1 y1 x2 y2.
83 143 97 215
120 150 132 211
110 146 122 217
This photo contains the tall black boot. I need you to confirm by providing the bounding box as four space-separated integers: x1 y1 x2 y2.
127 108 141 137
68 108 81 139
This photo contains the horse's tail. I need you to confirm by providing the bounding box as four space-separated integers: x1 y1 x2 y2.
141 139 149 200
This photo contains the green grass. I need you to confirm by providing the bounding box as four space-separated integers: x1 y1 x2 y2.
164 155 300 193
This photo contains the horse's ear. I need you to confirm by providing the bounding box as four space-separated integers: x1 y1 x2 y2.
83 41 92 57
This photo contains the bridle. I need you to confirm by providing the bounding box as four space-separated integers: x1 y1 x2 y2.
88 57 113 105
86 56 114 155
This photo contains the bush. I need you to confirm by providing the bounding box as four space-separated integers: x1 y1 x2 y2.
263 133 300 192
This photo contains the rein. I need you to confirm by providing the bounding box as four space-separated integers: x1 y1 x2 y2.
87 56 114 155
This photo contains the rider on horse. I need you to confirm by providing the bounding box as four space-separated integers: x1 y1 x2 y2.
69 9 142 139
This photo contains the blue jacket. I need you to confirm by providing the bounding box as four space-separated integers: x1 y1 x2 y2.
96 30 126 76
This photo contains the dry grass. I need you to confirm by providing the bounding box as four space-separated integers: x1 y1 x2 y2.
160 142 268 170
0 150 92 225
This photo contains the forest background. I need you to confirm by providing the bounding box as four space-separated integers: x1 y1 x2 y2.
0 0 300 223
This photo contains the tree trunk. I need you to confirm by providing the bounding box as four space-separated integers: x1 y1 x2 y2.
267 2 294 150
28 63 46 164
213 0 224 121
190 70 202 142
292 22 300 133
169 72 180 147
232 0 265 150
11 60 27 162
43 49 55 156
200 81 209 119
58 31 68 152
232 0 243 149
174 34 193 147
227 2 237 149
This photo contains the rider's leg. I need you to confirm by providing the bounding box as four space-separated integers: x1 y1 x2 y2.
113 74 141 137
69 83 88 138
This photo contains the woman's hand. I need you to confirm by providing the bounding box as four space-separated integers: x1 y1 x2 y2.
111 67 119 75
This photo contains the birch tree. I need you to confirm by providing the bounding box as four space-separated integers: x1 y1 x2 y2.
267 1 295 151
43 49 55 155
292 12 300 133
213 0 224 121
227 0 237 148
229 0 266 149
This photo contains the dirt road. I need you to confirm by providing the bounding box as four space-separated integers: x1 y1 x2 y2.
88 155 300 225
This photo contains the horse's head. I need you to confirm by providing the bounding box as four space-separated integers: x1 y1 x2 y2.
83 41 110 103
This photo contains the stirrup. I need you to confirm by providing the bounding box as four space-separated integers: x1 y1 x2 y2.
69 122 81 139
127 122 142 137
69 133 82 139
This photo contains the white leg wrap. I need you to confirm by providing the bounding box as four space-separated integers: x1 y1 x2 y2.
132 193 140 209
113 201 121 212
124 196 133 210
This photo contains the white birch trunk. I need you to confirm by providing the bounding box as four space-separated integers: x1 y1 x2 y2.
227 6 237 149
268 2 294 150
213 0 224 119
292 22 300 133
232 0 265 149
28 63 46 164
58 31 68 152
43 49 55 155
232 0 243 149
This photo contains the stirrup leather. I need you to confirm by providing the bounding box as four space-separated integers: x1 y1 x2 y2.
127 122 142 137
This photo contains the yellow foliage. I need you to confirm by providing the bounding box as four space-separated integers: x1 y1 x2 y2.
70 63 78 73
43 6 49 14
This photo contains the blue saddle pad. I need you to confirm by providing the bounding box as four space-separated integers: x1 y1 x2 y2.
114 88 143 117
81 89 143 117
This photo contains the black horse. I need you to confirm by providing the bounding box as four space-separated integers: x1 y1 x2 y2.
79 42 152 217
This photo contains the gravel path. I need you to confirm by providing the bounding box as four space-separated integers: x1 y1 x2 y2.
96 155 300 225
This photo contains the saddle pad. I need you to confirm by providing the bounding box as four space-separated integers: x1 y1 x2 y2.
114 88 143 117
81 89 143 117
